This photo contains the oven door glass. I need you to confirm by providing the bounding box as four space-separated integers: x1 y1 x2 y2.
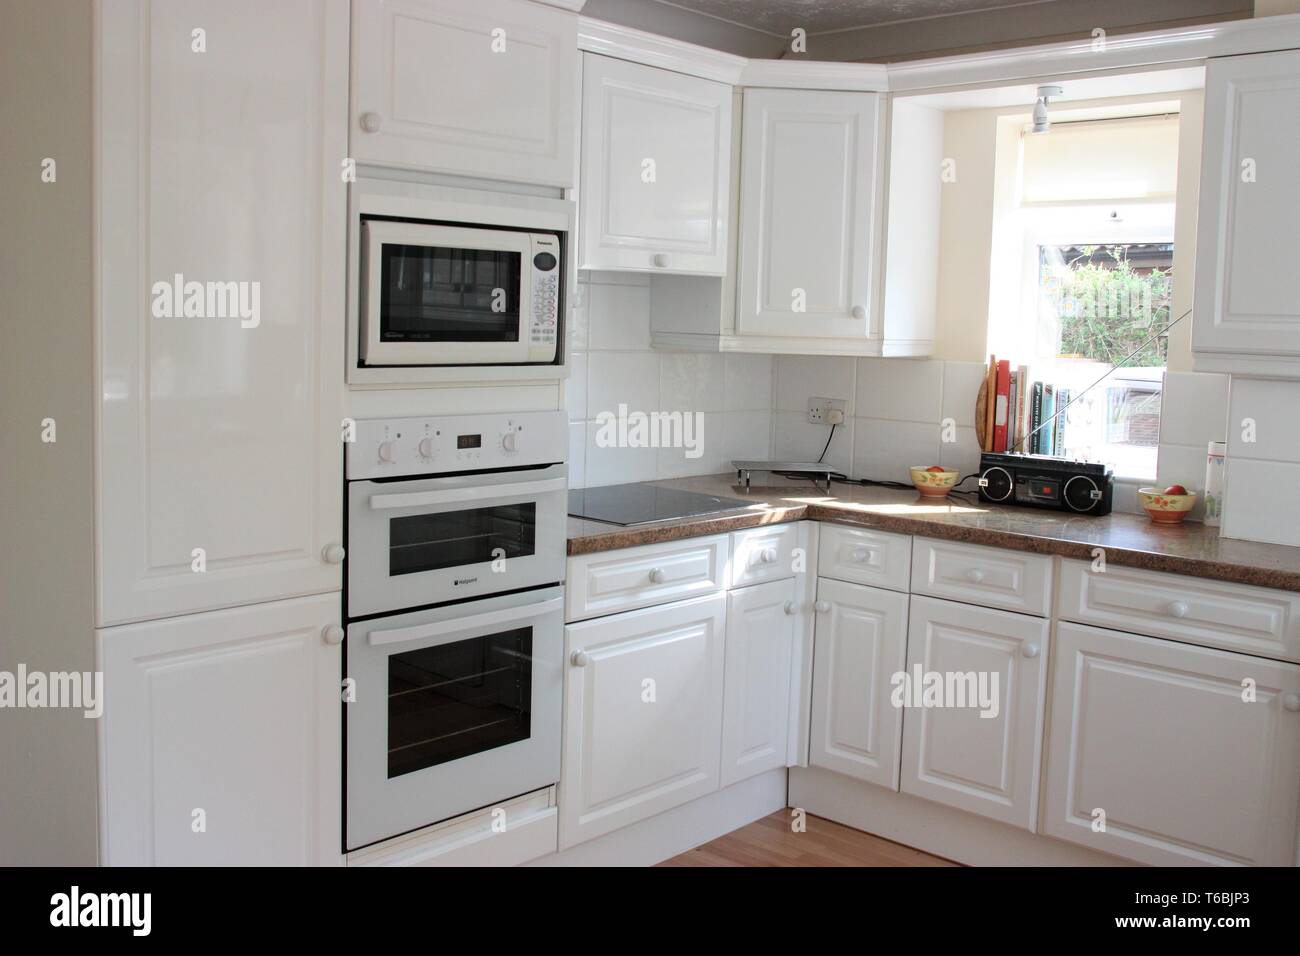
387 625 533 779
389 502 535 577
380 244 521 344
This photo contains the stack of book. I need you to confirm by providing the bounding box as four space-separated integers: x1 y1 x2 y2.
980 356 1069 457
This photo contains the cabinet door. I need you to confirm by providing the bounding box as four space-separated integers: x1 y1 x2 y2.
560 592 726 848
351 0 577 187
809 578 909 789
1045 622 1300 866
736 88 881 340
97 594 343 866
1193 50 1300 371
96 0 348 625
899 595 1049 830
721 579 797 787
579 55 731 274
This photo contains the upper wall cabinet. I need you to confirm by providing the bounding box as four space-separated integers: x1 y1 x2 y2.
736 88 882 344
579 55 732 274
1193 49 1300 378
96 0 348 625
352 0 578 188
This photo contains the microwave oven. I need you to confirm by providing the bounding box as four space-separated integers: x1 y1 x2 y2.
360 219 560 366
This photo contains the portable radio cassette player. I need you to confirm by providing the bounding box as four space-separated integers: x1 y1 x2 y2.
977 452 1114 516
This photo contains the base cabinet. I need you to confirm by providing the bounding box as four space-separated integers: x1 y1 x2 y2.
560 592 726 848
1044 622 1300 866
899 596 1049 830
808 578 909 789
97 594 343 866
720 579 797 788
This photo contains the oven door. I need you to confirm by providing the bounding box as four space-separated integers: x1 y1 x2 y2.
361 221 535 366
345 585 564 850
347 464 566 618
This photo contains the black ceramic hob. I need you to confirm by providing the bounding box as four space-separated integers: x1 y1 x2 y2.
568 482 754 527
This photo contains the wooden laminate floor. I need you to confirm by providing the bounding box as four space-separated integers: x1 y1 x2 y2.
658 810 959 867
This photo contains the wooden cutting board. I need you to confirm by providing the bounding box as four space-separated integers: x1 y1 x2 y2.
975 378 989 451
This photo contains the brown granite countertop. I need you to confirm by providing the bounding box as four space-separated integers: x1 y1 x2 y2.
567 474 1300 593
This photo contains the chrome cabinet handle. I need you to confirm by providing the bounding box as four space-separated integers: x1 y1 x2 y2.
815 600 831 613
323 543 346 564
1021 642 1040 659
784 601 797 615
648 568 668 584
360 111 383 133
322 625 344 645
1167 600 1190 618
965 568 985 584
570 650 590 668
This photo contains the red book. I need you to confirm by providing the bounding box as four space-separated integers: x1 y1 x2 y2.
993 360 1011 452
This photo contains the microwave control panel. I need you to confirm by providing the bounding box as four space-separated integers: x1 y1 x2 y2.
346 410 568 480
528 235 560 359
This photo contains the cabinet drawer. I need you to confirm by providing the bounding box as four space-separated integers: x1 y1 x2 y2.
911 538 1052 616
729 523 799 589
1058 559 1300 663
566 535 728 622
818 524 910 592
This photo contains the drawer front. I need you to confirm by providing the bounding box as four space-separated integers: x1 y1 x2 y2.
729 523 799 589
1058 559 1300 663
566 535 729 622
818 524 911 592
911 538 1052 617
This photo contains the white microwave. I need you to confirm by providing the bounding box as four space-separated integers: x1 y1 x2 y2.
360 219 560 366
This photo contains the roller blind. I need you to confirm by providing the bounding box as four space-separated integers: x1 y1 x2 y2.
1021 115 1179 204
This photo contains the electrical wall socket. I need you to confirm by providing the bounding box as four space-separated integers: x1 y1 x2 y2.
807 397 846 425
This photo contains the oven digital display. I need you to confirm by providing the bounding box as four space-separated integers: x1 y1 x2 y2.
457 434 482 449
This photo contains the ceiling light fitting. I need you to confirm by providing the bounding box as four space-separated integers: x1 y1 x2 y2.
1032 85 1064 134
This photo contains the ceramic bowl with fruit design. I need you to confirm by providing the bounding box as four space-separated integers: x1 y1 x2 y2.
909 465 959 497
1138 485 1197 524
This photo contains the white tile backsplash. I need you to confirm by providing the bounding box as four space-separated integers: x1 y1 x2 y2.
940 361 988 430
772 410 853 474
1159 371 1229 449
856 357 943 423
584 419 658 487
854 418 941 483
567 422 587 490
1221 457 1300 546
721 410 774 463
1153 442 1209 520
565 351 588 423
587 351 660 421
1225 377 1300 464
660 352 725 414
724 353 774 412
938 425 982 478
587 280 652 351
774 355 857 414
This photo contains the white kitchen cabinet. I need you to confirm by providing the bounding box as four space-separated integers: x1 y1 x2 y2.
1045 622 1300 866
720 579 797 787
1193 49 1300 378
899 595 1049 830
96 0 348 625
735 88 883 345
560 592 726 847
809 577 909 789
579 55 731 274
351 0 578 187
97 594 343 866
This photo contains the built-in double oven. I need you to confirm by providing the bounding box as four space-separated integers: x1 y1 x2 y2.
344 411 568 850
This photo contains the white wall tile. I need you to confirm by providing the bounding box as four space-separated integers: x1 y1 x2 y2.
774 355 857 414
853 418 941 483
656 412 723 479
941 361 988 429
1226 377 1300 464
569 279 589 351
1158 371 1229 449
568 422 587 490
938 425 982 478
1154 442 1209 520
1221 458 1300 547
587 351 660 420
660 352 724 414
772 411 853 474
856 357 943 423
720 410 772 464
565 351 588 423
587 281 651 351
724 353 774 412
584 420 658 487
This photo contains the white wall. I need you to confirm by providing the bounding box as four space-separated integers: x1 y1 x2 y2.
0 0 98 865
567 271 772 487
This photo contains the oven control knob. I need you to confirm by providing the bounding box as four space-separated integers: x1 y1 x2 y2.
417 437 434 459
501 432 517 453
377 440 397 463
322 543 346 565
322 625 344 645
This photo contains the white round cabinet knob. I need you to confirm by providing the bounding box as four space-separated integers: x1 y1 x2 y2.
1021 642 1040 659
784 601 798 616
1283 692 1300 713
322 543 346 565
648 568 668 584
1167 601 1190 618
652 253 670 268
966 568 986 584
502 432 517 453
761 547 778 564
417 437 434 459
360 111 383 133
815 600 831 613
851 548 869 563
851 305 866 319
322 625 344 645
570 650 590 668
377 440 397 463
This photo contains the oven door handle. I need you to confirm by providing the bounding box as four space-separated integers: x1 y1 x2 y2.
368 476 568 511
367 596 565 647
